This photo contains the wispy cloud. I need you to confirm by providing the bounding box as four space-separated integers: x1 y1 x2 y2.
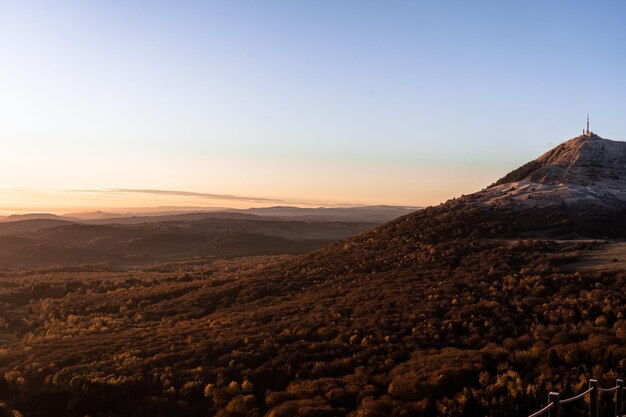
0 187 28 192
69 188 286 204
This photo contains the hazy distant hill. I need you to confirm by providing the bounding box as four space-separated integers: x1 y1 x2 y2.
236 205 419 222
1 205 417 225
0 205 417 268
0 213 65 222
80 205 419 224
62 210 130 221
0 218 74 234
0 217 378 268
82 211 271 225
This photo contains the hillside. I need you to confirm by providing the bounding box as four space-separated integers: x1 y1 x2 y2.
0 206 418 226
479 135 626 234
0 217 379 269
0 213 65 222
436 135 626 238
0 212 614 417
492 134 626 187
0 135 624 417
0 219 74 235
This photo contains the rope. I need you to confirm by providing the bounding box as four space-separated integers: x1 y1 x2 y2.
560 387 594 404
528 402 554 417
528 383 619 416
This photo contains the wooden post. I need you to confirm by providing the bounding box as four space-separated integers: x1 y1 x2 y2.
590 379 599 417
616 379 623 417
549 392 560 417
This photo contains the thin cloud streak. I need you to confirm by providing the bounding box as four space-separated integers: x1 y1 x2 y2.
69 188 285 203
67 188 361 207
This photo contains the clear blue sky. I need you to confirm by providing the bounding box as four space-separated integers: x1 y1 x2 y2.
1 1 626 212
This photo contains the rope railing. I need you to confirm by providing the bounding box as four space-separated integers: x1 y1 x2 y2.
528 401 554 417
560 387 594 404
527 378 624 417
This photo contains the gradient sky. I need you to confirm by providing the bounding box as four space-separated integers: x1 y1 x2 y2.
2 1 626 214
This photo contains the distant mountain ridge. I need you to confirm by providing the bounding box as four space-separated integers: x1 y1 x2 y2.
0 219 74 235
0 205 419 226
0 213 65 222
0 206 417 268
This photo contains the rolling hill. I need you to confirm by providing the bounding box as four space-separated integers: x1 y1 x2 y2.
0 217 380 269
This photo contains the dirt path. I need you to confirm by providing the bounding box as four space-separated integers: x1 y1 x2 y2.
569 241 626 271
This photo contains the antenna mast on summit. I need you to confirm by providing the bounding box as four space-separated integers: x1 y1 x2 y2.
583 114 594 137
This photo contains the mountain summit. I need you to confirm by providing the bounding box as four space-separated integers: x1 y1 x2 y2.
461 134 626 221
493 134 626 187
381 133 626 240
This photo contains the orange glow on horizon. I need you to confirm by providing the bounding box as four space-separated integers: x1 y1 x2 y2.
0 164 500 216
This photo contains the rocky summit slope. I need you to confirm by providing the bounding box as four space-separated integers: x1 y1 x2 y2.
494 134 626 187
439 134 626 238
304 134 626 246
276 134 626 276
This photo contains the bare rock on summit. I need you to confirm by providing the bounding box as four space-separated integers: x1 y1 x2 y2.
493 134 626 186
398 133 626 239
467 135 626 216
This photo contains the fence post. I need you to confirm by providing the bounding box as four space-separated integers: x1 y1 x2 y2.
590 379 599 417
548 392 560 417
617 379 623 417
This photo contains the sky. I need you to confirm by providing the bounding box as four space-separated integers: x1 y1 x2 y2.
2 0 626 214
